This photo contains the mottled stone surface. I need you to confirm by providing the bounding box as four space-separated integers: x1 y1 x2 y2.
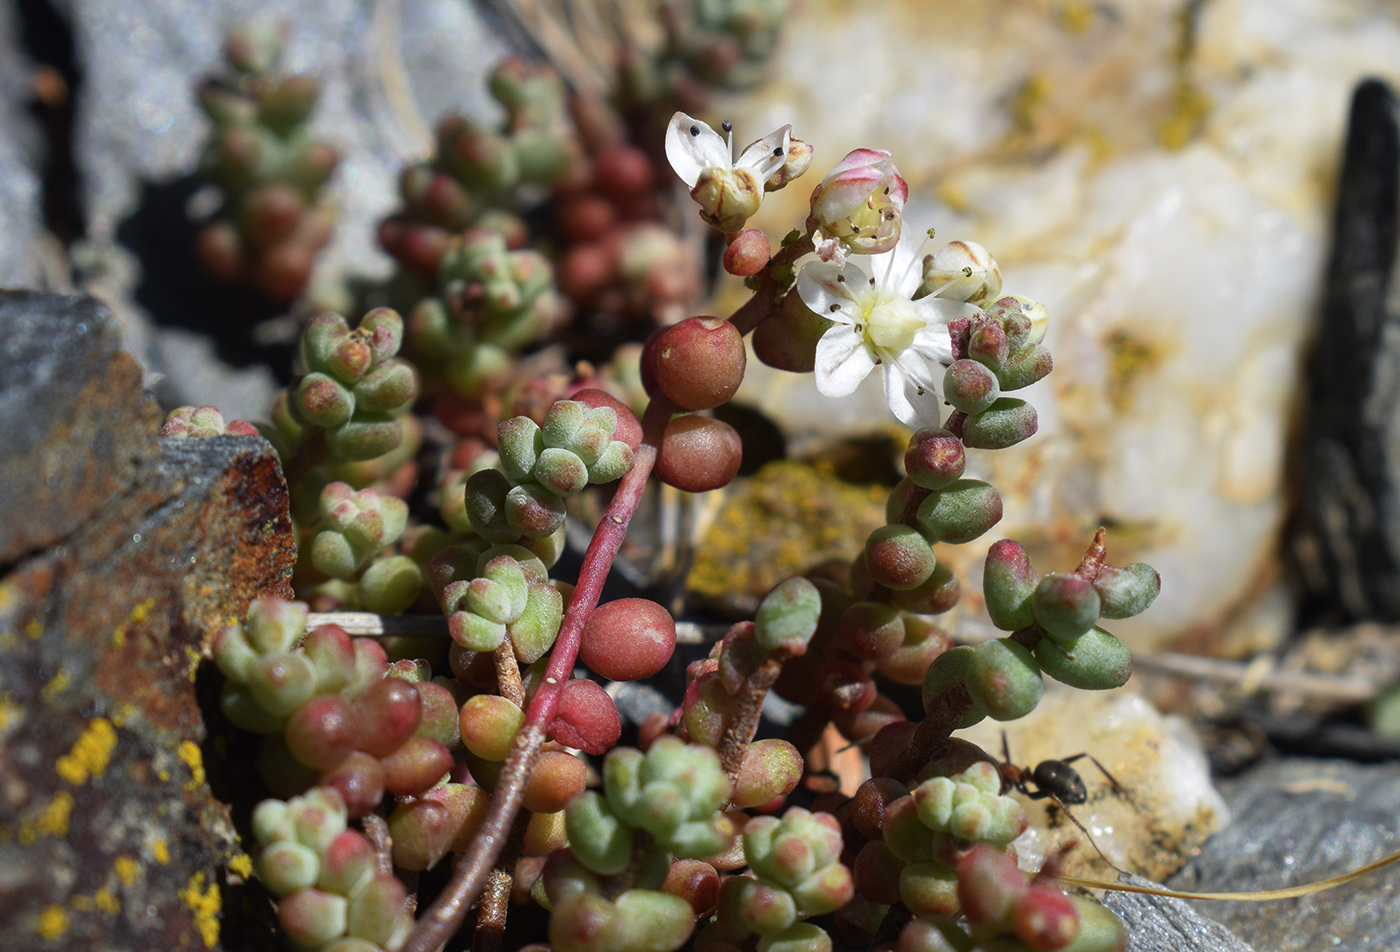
0 291 295 950
1168 758 1400 952
0 434 295 951
1104 875 1259 952
0 0 43 289
0 290 162 567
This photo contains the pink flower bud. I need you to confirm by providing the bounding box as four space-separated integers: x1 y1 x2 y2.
808 149 908 258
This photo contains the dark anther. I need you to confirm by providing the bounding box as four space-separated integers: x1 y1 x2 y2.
830 304 841 313
883 186 890 195
836 275 845 283
722 120 733 132
963 267 973 276
690 125 700 137
917 386 926 396
774 147 784 157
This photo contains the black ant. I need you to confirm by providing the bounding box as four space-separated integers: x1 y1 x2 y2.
996 732 1130 874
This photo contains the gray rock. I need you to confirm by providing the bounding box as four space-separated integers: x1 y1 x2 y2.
1101 875 1258 952
65 0 509 282
1167 758 1400 952
0 289 162 566
0 1 45 289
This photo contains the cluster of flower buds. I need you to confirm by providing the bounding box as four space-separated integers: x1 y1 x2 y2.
942 295 1053 450
251 787 413 951
542 852 697 952
212 599 459 818
273 309 419 465
407 227 567 401
379 59 573 277
983 536 1159 690
665 113 809 237
160 405 259 438
193 22 338 300
306 482 422 614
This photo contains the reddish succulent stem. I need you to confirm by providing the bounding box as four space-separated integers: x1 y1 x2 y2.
401 393 677 952
728 231 815 336
881 684 974 784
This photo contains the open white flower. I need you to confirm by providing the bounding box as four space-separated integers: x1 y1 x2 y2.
665 112 792 232
798 236 981 428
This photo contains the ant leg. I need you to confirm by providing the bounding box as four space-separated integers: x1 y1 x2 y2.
1055 801 1129 875
1059 753 1129 797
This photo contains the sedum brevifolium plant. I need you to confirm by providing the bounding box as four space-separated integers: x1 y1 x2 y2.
168 15 1165 952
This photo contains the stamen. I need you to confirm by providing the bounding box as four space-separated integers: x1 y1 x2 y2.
916 385 926 396
722 120 733 132
829 304 841 313
773 147 783 157
836 275 845 283
963 266 973 277
883 186 890 195
690 125 699 137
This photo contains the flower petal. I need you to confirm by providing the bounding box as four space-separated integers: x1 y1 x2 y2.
871 241 926 298
883 349 942 429
665 112 731 188
796 259 867 318
814 326 877 397
910 321 956 366
736 125 792 183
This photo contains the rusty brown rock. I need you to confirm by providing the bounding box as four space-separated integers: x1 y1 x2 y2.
0 290 164 568
0 291 296 951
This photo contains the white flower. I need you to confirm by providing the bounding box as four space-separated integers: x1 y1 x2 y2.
798 236 981 428
665 112 792 232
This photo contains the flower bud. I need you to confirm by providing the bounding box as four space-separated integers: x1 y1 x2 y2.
693 166 764 233
766 138 814 191
645 316 747 411
724 228 771 276
923 240 1002 305
808 149 907 257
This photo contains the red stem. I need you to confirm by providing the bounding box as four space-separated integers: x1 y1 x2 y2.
401 393 677 952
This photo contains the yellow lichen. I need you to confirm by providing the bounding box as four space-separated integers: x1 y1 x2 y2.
40 669 70 703
94 887 120 915
1105 330 1166 412
26 617 43 640
114 855 140 885
150 836 170 865
55 718 117 786
178 740 205 790
1012 73 1051 132
1057 0 1094 34
35 905 68 940
130 599 154 624
227 853 253 879
184 645 203 682
19 790 74 845
70 894 93 912
178 872 221 948
158 769 171 782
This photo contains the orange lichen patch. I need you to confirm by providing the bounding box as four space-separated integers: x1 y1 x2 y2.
39 669 70 702
34 905 68 940
227 852 253 880
55 717 117 786
114 855 141 885
178 740 206 790
18 790 74 844
179 872 221 948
